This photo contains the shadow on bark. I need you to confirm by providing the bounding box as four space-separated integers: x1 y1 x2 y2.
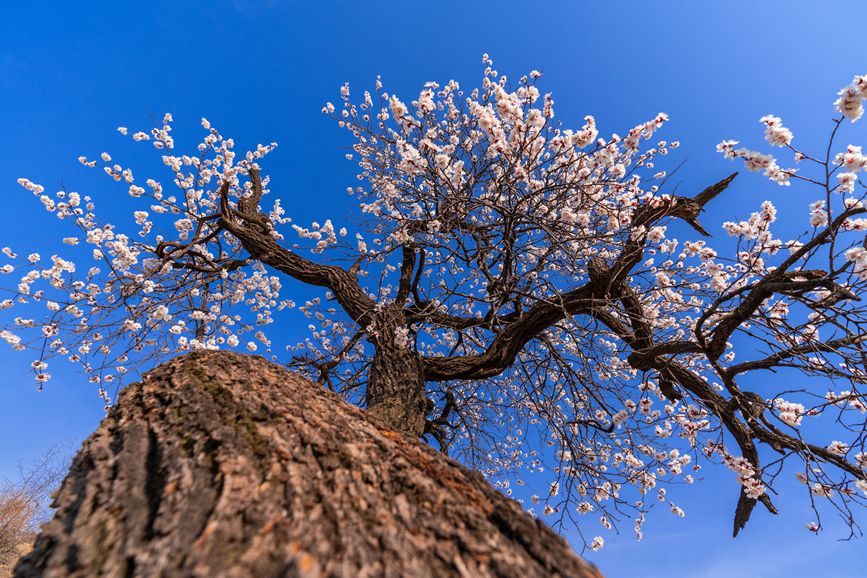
14 351 602 578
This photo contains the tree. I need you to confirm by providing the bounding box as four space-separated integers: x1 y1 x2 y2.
14 351 603 578
3 57 867 542
1 446 67 577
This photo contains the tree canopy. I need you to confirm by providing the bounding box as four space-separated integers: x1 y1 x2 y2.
3 57 867 545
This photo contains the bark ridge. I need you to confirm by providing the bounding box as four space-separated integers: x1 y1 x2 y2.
15 351 602 578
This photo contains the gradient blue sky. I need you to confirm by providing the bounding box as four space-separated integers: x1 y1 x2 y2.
1 2 866 576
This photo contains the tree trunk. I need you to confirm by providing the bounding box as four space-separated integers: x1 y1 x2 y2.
14 351 602 578
365 306 427 437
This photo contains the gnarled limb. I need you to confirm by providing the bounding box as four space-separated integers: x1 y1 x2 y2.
219 169 376 324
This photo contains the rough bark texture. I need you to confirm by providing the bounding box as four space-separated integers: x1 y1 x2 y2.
14 351 602 578
366 344 427 438
365 306 428 438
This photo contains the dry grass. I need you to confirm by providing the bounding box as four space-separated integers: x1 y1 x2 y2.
0 446 68 577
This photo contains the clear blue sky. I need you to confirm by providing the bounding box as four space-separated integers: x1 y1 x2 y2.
1 2 865 576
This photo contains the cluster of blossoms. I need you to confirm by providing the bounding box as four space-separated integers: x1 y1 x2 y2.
2 58 867 546
835 74 867 121
705 442 766 499
6 114 287 402
715 136 795 186
825 389 867 413
773 398 806 428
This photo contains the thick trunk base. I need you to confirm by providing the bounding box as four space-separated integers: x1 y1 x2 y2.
14 351 602 578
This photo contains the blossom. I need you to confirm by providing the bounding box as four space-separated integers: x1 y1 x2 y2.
16 178 44 194
836 84 864 121
834 145 866 172
743 150 774 172
771 398 806 426
549 481 560 497
393 326 411 348
760 115 793 146
715 139 739 159
826 441 849 457
811 483 834 498
845 246 867 280
809 200 828 227
837 172 858 194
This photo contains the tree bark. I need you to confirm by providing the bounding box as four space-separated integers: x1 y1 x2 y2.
365 306 427 438
14 351 602 578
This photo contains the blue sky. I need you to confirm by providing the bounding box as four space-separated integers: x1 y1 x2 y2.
1 2 866 576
